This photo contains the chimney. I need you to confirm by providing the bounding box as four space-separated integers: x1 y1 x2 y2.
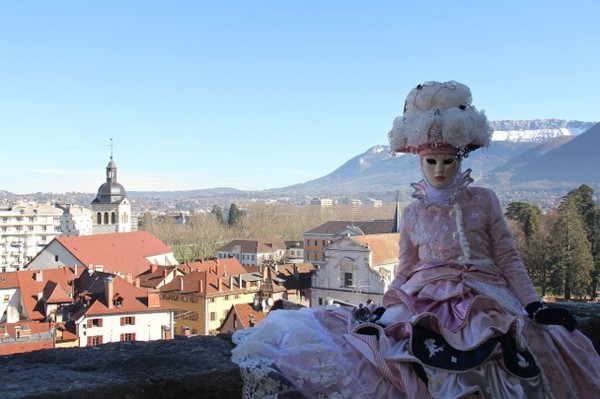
147 290 160 307
218 278 222 292
105 277 114 309
199 278 204 293
126 272 133 284
150 264 158 273
74 265 78 276
238 274 244 289
134 277 141 288
179 277 184 292
230 276 234 290
163 268 168 278
35 270 43 282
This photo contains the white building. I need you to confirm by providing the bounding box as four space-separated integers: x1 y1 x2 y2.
56 203 93 237
0 201 94 272
310 233 399 308
72 273 174 346
310 197 334 207
216 239 288 267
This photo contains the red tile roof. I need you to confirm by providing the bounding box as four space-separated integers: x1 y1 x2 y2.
136 265 180 289
232 303 268 329
55 231 174 276
72 271 173 318
160 268 250 297
181 258 246 276
352 233 400 266
276 263 315 277
15 268 76 321
216 238 287 253
0 272 19 289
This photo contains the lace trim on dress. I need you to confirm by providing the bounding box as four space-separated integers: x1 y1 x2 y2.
411 168 474 208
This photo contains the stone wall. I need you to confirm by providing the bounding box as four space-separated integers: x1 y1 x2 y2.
1 303 598 399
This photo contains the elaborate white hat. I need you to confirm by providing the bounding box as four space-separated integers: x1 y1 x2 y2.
388 81 492 156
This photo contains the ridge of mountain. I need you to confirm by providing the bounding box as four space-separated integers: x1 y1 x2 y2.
1 119 598 207
505 123 600 184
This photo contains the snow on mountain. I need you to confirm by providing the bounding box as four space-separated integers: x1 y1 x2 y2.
490 119 595 142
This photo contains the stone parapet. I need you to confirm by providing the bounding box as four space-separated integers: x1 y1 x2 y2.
1 303 598 399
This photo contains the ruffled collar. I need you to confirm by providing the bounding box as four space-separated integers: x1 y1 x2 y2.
411 168 473 208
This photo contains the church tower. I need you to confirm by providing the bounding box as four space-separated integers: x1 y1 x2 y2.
91 141 131 234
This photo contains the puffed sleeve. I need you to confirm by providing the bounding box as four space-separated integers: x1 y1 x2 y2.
486 189 539 306
390 206 419 290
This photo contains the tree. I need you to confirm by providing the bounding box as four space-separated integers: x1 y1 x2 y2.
547 198 594 300
562 185 600 299
228 203 241 227
505 202 541 239
211 204 224 225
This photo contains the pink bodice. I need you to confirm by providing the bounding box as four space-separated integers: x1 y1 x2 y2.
390 186 539 308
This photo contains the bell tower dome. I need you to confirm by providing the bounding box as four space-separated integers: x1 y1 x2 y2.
91 139 131 234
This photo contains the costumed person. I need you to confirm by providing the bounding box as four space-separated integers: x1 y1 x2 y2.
231 80 600 398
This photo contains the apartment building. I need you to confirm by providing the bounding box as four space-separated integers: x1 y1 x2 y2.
0 201 93 272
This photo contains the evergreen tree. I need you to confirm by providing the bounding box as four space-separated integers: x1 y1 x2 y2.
228 203 241 227
547 198 594 300
564 185 600 299
211 204 224 225
505 202 542 238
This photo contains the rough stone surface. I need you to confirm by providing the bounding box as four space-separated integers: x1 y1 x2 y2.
0 334 242 399
1 303 598 399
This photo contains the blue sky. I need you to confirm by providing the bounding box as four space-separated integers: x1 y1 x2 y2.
0 1 598 194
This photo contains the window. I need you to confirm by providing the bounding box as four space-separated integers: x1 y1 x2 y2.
87 318 103 328
314 251 319 261
307 252 311 261
120 333 136 341
54 255 59 262
190 297 198 303
224 295 230 301
3 294 9 303
181 296 187 302
97 212 102 224
120 316 135 326
210 312 217 321
87 336 103 346
314 240 318 246
111 212 116 224
318 298 323 306
344 273 353 288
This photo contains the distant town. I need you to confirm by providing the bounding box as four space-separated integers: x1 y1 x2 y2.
0 155 401 355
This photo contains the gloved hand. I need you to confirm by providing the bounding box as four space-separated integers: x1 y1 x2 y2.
525 301 577 332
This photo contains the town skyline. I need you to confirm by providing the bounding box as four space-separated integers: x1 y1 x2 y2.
1 1 599 194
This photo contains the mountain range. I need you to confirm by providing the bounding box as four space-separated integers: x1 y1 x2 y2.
267 119 600 203
1 119 598 208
